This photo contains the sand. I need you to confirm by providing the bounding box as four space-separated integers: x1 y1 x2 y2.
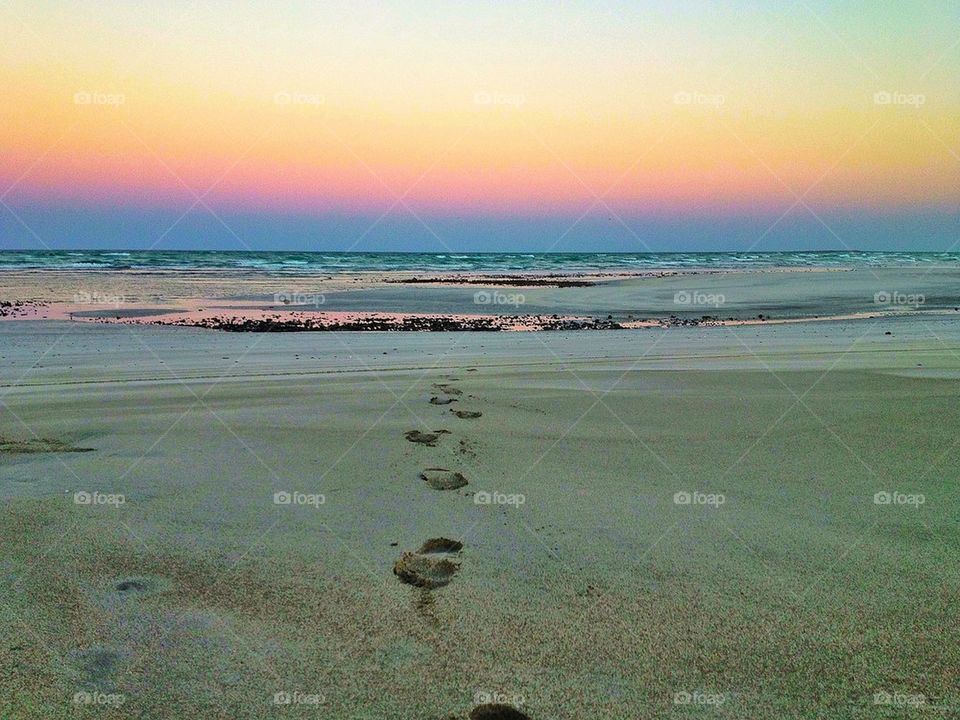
1 311 959 717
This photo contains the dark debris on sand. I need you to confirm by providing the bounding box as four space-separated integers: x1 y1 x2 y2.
0 300 46 318
156 314 627 332
386 274 594 287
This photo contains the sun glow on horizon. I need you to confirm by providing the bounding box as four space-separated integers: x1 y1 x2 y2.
1 1 958 249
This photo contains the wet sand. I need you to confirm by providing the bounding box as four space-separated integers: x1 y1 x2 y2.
3 265 960 327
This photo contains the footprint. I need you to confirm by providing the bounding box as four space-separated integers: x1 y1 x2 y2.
111 575 168 597
393 539 463 589
393 552 460 589
420 468 468 491
414 587 437 618
432 383 463 396
115 579 149 593
418 537 463 554
429 396 457 405
68 646 126 690
470 705 531 720
451 410 482 419
405 430 445 446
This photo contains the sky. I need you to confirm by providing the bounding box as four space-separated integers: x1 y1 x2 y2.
1 0 958 252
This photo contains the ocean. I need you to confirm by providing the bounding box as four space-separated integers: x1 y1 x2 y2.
1 250 959 274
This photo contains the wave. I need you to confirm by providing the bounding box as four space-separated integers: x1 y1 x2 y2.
2 250 959 274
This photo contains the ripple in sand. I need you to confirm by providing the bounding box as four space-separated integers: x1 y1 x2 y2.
420 468 468 491
0 436 93 454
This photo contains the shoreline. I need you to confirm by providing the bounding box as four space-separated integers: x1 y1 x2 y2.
2 299 953 331
2 263 957 330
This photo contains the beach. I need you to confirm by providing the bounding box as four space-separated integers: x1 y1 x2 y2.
2 265 959 718
6 0 959 712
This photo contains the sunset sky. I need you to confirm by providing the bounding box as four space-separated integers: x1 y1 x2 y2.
1 0 958 251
